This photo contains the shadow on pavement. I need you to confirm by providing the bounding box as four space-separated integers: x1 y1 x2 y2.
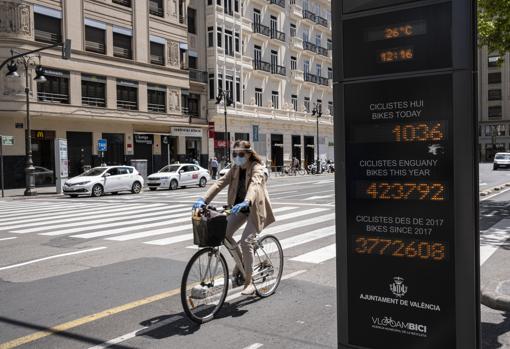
482 312 510 349
0 316 135 348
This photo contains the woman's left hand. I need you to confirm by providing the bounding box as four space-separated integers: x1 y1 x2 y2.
232 200 250 214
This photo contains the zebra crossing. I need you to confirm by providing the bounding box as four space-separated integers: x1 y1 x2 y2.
0 199 336 264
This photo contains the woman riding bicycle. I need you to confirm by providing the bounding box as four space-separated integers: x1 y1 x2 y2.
192 140 275 295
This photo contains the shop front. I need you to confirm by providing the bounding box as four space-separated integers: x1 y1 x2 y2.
161 135 178 166
67 131 93 177
271 134 284 170
134 134 154 175
31 130 56 186
102 133 125 166
291 135 302 165
304 135 315 168
214 132 231 163
170 126 206 167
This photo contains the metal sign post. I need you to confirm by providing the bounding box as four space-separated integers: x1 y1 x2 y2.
98 139 107 166
333 0 479 348
0 136 14 198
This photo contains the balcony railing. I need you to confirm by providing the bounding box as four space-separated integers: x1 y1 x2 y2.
189 69 208 83
303 41 317 52
317 46 328 57
304 72 317 83
113 0 131 7
35 30 61 44
271 64 287 76
271 29 286 42
183 107 200 118
85 40 105 54
117 100 137 110
82 96 106 107
150 54 165 65
38 92 69 104
316 15 328 27
113 46 132 59
149 3 164 17
318 76 329 86
253 59 272 73
252 22 271 37
267 0 285 9
302 9 316 22
148 103 166 113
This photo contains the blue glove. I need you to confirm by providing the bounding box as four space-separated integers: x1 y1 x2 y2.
192 198 206 209
232 200 250 214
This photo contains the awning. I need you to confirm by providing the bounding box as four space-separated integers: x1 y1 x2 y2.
34 5 62 19
85 18 107 30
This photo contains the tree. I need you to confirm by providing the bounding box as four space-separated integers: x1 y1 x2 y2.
478 0 510 55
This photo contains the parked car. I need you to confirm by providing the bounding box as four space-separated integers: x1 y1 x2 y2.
147 164 210 191
493 152 510 170
218 163 269 181
63 166 144 197
34 166 54 186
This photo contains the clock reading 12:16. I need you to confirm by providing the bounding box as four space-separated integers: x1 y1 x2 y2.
379 47 414 63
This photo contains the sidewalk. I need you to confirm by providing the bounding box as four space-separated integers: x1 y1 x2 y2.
1 186 61 200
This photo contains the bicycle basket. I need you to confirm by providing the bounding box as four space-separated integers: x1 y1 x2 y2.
192 210 228 247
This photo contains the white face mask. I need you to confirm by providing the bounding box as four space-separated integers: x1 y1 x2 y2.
234 156 247 167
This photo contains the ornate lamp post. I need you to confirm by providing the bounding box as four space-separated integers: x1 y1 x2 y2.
312 103 323 174
215 89 234 164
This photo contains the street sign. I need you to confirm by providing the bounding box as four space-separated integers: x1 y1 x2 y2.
333 0 478 348
1 135 14 146
97 139 107 152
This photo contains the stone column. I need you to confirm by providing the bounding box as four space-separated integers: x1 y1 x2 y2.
63 0 83 50
133 0 149 64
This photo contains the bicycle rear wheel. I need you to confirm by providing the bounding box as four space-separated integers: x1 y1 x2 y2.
252 234 284 297
181 248 229 323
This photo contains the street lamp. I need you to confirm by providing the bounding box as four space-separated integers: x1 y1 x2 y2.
312 103 322 174
215 89 234 163
5 53 47 196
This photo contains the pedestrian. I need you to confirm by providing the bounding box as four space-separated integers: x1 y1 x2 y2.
192 140 275 295
211 157 219 179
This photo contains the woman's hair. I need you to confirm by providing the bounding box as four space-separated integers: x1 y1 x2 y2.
233 140 263 164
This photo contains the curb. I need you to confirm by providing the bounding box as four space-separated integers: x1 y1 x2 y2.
480 182 510 197
481 280 510 311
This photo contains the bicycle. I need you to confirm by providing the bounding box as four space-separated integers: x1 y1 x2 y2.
181 205 284 324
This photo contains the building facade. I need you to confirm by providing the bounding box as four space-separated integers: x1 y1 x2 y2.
0 0 209 189
478 47 510 162
190 0 334 169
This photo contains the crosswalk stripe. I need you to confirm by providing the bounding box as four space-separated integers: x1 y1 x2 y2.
290 244 336 264
265 207 328 221
268 227 334 251
0 203 144 225
1 204 176 231
304 195 334 201
0 203 91 218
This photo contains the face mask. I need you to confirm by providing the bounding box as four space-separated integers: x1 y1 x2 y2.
234 156 247 167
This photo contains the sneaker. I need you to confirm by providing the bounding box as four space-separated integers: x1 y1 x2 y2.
241 283 256 296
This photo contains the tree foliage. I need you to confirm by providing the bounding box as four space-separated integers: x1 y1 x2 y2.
478 0 510 54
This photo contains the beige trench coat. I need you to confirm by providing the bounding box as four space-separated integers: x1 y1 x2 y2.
203 161 275 233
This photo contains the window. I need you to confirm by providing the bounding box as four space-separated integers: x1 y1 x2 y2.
85 22 106 54
225 30 234 56
186 93 200 117
304 97 310 112
304 60 310 74
224 0 233 15
489 106 503 118
149 0 164 17
217 27 223 47
272 91 279 109
328 67 333 79
236 77 241 103
209 74 215 100
113 29 132 59
291 56 297 70
235 33 240 52
292 94 298 111
226 75 234 100
315 33 321 47
254 45 262 61
148 85 166 113
328 101 333 115
316 99 322 112
189 56 197 69
208 0 212 5
316 64 322 77
113 0 131 7
489 72 502 84
234 0 239 12
489 89 502 101
82 74 106 107
150 41 165 65
290 23 296 37
188 8 196 33
208 27 214 47
218 74 223 96
488 56 500 68
34 9 62 44
327 38 332 50
116 80 138 110
253 9 261 24
37 69 69 104
255 88 263 107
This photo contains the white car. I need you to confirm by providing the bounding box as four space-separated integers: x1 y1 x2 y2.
147 164 210 190
219 163 269 181
493 152 510 170
63 166 144 198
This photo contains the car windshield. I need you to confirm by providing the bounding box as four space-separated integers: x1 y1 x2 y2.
495 154 510 160
160 165 181 173
82 168 107 176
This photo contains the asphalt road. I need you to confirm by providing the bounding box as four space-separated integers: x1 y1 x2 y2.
480 163 510 191
0 171 510 348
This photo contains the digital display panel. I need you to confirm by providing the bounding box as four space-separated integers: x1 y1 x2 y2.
344 74 456 348
343 4 451 78
343 0 427 14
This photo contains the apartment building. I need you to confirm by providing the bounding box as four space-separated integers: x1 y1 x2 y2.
478 47 510 162
190 0 334 168
0 0 209 189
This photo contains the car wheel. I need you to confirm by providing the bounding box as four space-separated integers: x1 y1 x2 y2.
169 179 178 190
112 192 119 195
91 184 104 197
149 188 157 191
494 165 499 170
70 194 78 198
199 177 207 187
131 181 142 194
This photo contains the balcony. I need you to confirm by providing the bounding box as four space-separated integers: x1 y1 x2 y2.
35 30 61 45
189 69 208 83
252 22 271 37
271 29 286 42
85 40 105 54
315 15 328 28
117 99 137 110
148 103 166 113
304 72 317 84
289 2 303 19
291 70 304 82
253 59 272 73
82 96 105 107
302 9 316 22
271 64 287 76
38 92 69 104
318 76 329 86
291 36 303 50
113 46 132 59
317 46 328 57
303 41 317 53
242 17 253 33
267 0 285 9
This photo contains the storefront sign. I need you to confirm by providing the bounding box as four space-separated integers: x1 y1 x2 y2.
253 125 259 142
170 127 202 137
214 140 230 148
97 139 107 152
134 134 153 145
208 122 215 138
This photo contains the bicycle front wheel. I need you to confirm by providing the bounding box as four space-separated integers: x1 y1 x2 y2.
252 234 284 298
181 248 229 323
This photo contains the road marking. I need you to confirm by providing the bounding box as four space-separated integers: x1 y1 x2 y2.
273 227 334 251
484 210 498 217
481 187 510 201
291 244 336 264
304 194 334 201
0 203 92 219
0 247 106 272
73 220 191 240
480 219 510 265
0 237 17 241
271 189 333 200
243 344 264 349
84 269 307 349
